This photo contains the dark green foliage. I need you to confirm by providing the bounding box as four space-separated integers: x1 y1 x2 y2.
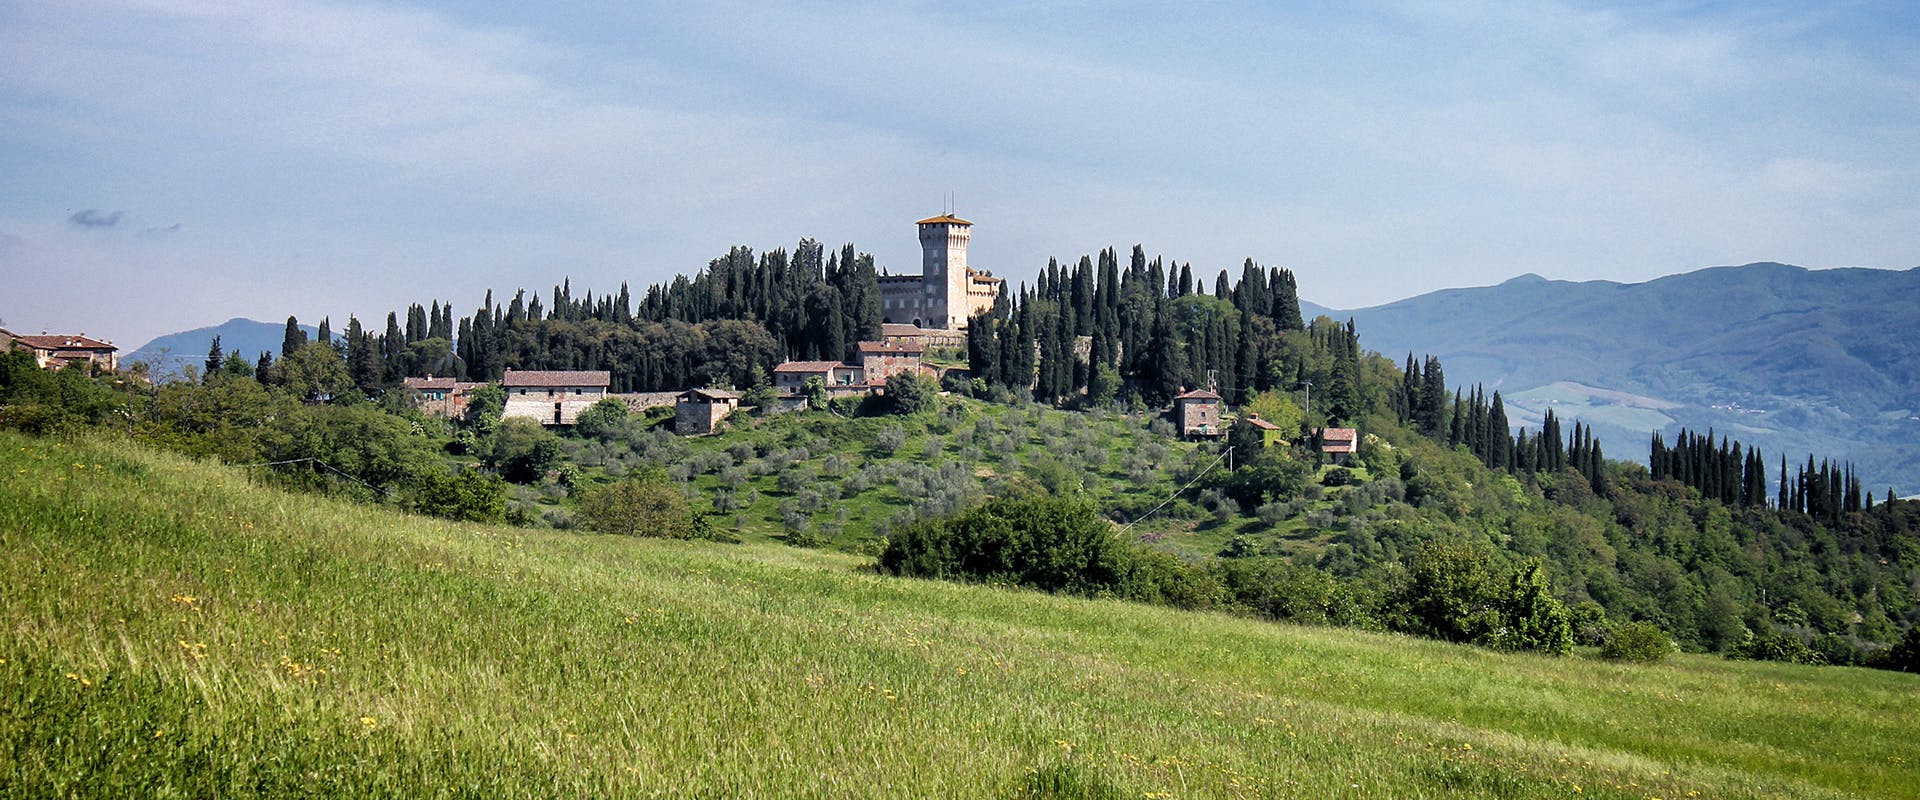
1882 625 1920 673
463 382 504 427
0 351 127 434
877 496 1132 597
1490 559 1574 654
572 397 630 441
273 341 353 403
1728 631 1827 665
886 371 938 415
1392 543 1574 654
485 418 561 483
1212 455 1313 510
1212 557 1368 627
412 469 507 523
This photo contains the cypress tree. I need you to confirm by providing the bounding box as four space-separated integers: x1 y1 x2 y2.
1488 391 1511 470
203 335 223 378
282 316 306 361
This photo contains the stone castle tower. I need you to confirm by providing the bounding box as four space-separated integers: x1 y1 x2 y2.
916 214 971 329
877 213 1001 330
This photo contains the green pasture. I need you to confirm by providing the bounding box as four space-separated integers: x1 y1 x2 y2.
2 431 1913 798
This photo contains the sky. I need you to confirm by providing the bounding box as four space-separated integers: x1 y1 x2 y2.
3 0 1918 351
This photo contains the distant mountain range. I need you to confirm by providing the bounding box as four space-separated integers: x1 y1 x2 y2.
1306 262 1920 497
127 318 326 381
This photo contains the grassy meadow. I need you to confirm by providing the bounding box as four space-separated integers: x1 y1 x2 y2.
2 430 1916 798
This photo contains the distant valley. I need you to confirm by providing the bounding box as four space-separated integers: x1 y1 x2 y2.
1307 262 1920 496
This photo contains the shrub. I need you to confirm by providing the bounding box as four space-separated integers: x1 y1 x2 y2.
485 418 561 483
410 469 506 523
576 475 712 539
1601 621 1675 662
572 397 629 441
876 495 1132 596
874 424 907 454
1728 630 1827 665
886 371 939 415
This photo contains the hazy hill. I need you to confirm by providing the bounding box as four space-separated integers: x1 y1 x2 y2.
1308 263 1920 496
126 317 325 379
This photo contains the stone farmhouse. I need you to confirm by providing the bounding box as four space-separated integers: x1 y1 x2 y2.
502 369 610 426
876 214 1002 330
1172 388 1224 439
0 327 118 371
1318 427 1359 465
771 340 935 403
401 376 483 419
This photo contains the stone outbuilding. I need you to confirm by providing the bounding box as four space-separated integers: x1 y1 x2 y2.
674 388 740 436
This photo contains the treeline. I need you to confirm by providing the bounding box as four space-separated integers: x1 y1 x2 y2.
963 247 1380 416
1649 428 1771 508
238 239 891 394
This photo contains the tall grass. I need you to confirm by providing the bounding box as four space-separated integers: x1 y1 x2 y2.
2 431 1914 797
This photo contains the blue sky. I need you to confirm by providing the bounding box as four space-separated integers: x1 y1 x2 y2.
3 0 1917 350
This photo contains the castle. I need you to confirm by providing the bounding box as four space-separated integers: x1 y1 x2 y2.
876 214 1002 330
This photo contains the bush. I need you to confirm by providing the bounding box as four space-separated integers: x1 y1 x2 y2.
873 424 907 454
576 475 713 539
1601 621 1674 662
1728 630 1827 665
411 469 507 523
485 418 561 483
572 397 629 441
886 371 938 415
876 495 1131 596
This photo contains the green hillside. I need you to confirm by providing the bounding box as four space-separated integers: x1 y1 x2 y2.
3 431 1915 798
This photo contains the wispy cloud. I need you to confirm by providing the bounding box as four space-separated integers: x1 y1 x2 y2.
1 0 1915 347
67 209 125 229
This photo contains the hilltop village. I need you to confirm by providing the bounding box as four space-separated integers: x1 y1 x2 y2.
379 214 1354 457
4 211 1917 678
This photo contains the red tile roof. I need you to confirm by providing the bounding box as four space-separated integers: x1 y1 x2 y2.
404 377 457 390
773 360 846 373
5 331 116 351
1318 427 1359 453
501 369 610 388
916 213 972 226
680 388 740 401
1173 388 1222 401
1246 415 1283 430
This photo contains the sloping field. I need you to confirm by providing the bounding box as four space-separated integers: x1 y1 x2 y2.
2 431 1914 798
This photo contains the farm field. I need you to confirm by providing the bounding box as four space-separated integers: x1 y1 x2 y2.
2 431 1915 798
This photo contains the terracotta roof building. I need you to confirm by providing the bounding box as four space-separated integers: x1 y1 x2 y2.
501 369 611 426
0 328 118 372
1317 427 1359 465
